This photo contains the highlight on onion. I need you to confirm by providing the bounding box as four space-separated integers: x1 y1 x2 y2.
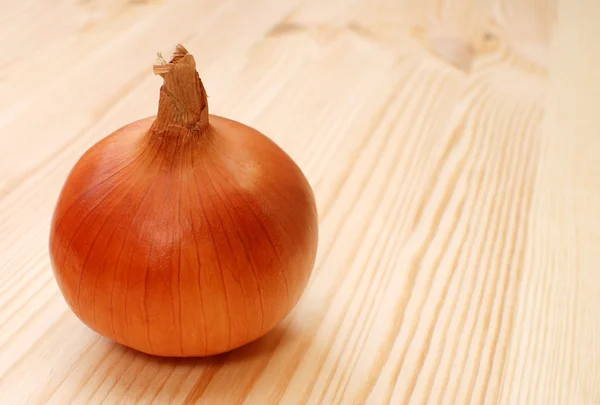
49 44 319 357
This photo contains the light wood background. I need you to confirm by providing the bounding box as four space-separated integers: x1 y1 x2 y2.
1 0 599 403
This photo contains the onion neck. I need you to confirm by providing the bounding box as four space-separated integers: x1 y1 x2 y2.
150 44 210 134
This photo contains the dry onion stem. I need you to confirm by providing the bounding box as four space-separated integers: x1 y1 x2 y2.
49 44 318 357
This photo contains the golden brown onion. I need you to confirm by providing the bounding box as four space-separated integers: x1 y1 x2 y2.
49 44 318 357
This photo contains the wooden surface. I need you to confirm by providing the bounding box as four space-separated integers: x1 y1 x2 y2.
1 0 599 403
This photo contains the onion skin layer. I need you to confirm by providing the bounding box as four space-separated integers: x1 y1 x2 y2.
49 88 318 356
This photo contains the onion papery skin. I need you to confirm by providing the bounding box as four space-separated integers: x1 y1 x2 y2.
49 53 318 357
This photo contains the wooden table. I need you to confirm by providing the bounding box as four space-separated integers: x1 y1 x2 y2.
1 0 599 403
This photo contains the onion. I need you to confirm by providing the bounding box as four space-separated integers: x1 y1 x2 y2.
49 44 318 357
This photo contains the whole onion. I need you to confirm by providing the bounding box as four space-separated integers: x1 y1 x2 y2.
49 44 318 357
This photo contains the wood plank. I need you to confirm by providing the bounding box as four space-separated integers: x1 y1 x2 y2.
1 0 599 403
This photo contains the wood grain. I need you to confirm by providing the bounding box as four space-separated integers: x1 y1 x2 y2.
0 0 599 403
